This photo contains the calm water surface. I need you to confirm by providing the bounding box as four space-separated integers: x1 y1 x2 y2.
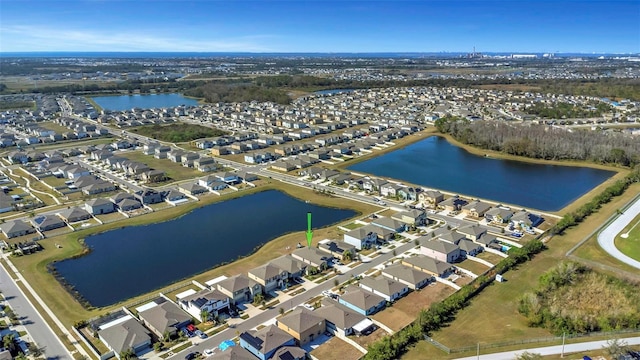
91 93 198 111
55 190 355 307
348 136 614 211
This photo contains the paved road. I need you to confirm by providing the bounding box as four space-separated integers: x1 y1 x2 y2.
455 336 640 360
168 240 418 360
0 264 71 360
597 195 640 270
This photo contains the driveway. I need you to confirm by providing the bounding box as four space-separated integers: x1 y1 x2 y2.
597 196 640 270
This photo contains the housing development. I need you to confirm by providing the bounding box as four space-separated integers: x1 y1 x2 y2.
0 52 639 360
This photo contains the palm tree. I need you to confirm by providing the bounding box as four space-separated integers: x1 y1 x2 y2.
200 309 210 323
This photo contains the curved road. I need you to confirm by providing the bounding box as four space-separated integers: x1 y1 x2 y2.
597 196 640 270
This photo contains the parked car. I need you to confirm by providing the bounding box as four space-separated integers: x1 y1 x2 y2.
203 349 215 357
185 352 197 360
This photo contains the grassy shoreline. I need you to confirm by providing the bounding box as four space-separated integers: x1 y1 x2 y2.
10 180 380 326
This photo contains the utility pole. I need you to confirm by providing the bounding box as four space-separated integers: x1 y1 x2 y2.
561 332 565 358
476 343 480 360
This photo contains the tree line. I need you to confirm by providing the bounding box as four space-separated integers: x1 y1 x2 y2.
434 117 640 166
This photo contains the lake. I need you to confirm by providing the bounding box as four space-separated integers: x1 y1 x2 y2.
347 136 615 211
54 190 356 307
90 93 199 111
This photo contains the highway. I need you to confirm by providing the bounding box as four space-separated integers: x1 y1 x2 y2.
0 262 72 360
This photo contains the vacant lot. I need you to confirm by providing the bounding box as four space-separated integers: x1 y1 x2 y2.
130 123 227 142
456 258 491 276
39 121 72 134
348 326 389 349
310 337 363 360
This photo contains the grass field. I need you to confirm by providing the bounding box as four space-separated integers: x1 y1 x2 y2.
39 121 73 134
401 182 640 359
615 213 640 261
310 337 363 360
9 180 380 327
117 150 203 182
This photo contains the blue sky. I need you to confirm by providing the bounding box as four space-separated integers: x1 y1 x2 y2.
1 0 638 53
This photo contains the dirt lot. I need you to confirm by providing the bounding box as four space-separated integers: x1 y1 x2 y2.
372 306 415 332
395 282 456 318
310 336 363 360
348 326 389 349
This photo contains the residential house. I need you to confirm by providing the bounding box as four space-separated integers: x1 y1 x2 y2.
0 220 36 239
209 347 256 360
317 240 356 260
362 178 388 192
402 255 454 278
343 224 378 250
142 170 166 183
291 247 332 271
97 316 151 359
358 276 409 302
338 285 386 316
135 189 163 204
391 209 427 226
457 225 487 242
371 216 406 233
239 325 296 360
381 263 432 290
462 200 492 218
269 255 306 280
248 263 288 294
420 240 463 263
437 230 466 245
165 190 186 203
137 299 191 338
397 186 418 201
57 207 91 223
237 171 258 182
484 207 514 224
380 183 403 198
84 198 115 215
439 195 469 213
457 239 484 257
216 172 239 184
178 183 208 196
31 215 66 232
216 274 262 304
314 299 371 337
269 346 306 360
277 308 326 346
81 181 118 195
178 288 230 321
418 190 444 206
511 210 543 228
154 146 171 159
194 157 217 172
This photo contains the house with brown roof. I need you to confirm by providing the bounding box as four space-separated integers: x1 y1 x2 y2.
457 224 488 242
462 200 492 218
239 324 297 360
391 209 427 226
314 299 370 337
216 274 262 305
277 308 326 346
418 190 444 206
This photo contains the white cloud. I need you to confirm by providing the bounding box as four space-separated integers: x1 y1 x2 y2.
0 25 274 52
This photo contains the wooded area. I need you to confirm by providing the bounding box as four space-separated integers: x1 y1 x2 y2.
435 117 640 166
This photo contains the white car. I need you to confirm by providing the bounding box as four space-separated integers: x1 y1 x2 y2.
203 349 215 357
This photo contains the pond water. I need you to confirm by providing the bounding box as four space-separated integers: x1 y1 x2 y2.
90 93 198 111
54 190 356 307
347 136 615 211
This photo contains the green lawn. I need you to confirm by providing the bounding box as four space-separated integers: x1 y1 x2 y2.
615 213 640 261
130 123 228 143
118 151 203 182
39 121 73 134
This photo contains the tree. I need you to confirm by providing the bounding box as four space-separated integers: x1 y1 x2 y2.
200 309 210 323
515 352 542 360
279 307 285 315
119 348 136 360
2 333 15 352
27 343 44 357
253 293 265 306
603 338 628 359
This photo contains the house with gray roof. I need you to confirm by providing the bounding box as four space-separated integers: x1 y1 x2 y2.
216 274 262 304
210 347 256 360
31 215 66 232
178 182 208 196
371 216 407 233
315 299 369 337
382 263 432 290
343 224 378 250
291 247 332 270
117 198 143 211
277 307 326 346
439 195 469 212
458 239 484 257
98 316 151 359
338 285 386 316
138 299 191 338
462 200 492 218
421 239 462 263
269 255 306 279
317 240 356 260
457 224 488 242
248 263 287 294
402 255 454 278
178 288 230 321
270 346 306 360
0 220 36 239
85 198 115 215
239 324 296 360
484 207 514 224
418 190 444 206
511 210 543 228
438 230 467 245
392 209 427 226
57 207 91 223
359 276 409 302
